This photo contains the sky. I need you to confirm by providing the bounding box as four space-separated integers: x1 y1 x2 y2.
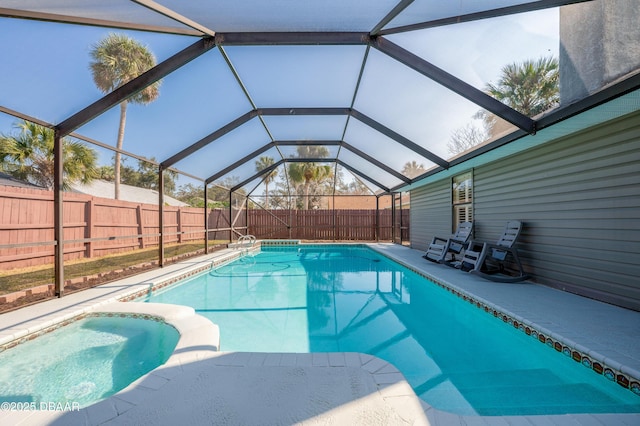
0 6 560 194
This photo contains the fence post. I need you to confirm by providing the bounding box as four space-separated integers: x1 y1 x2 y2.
177 207 183 243
333 203 337 241
204 183 209 254
137 204 145 248
229 191 233 243
159 168 165 267
289 205 294 239
375 197 379 241
85 199 94 258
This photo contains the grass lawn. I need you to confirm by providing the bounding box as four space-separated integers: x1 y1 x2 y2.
0 241 226 295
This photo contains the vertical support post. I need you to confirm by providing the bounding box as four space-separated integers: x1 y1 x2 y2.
53 129 64 297
177 207 183 243
399 192 403 245
391 192 397 243
391 192 399 244
204 182 209 254
245 194 248 237
288 194 293 239
332 194 337 241
229 191 233 243
159 166 165 267
375 195 379 242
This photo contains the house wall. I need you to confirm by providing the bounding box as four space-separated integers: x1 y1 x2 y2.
410 181 450 251
410 110 640 311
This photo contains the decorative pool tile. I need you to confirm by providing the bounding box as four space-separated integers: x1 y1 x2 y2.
261 240 300 246
605 368 616 381
0 312 171 354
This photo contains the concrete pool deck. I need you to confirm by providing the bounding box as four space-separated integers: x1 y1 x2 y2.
0 242 639 425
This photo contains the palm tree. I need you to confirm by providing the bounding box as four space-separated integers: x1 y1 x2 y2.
288 146 332 210
401 160 426 179
0 121 98 190
255 156 278 208
481 56 559 137
89 33 160 199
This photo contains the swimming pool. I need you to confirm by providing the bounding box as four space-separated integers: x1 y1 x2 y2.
143 244 640 416
0 314 179 408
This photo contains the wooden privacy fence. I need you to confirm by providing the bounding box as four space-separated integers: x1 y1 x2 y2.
0 185 229 270
0 185 409 270
248 209 409 241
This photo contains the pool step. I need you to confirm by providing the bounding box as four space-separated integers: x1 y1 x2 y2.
422 369 638 415
458 382 639 415
451 368 564 388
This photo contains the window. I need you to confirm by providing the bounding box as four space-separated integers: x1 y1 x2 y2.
452 171 473 228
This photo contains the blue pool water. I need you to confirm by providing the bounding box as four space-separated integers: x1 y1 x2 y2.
144 245 640 415
0 315 179 408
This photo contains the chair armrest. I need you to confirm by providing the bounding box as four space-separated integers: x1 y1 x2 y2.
429 236 448 245
449 237 469 246
483 242 514 261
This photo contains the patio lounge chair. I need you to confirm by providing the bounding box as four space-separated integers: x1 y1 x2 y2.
423 221 473 265
459 220 529 283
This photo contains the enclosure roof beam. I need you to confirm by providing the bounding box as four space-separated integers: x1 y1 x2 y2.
131 0 215 36
349 109 449 169
275 140 342 146
285 158 337 163
535 70 640 131
258 107 352 116
370 36 536 135
205 142 276 185
336 160 390 193
215 32 370 46
378 0 593 35
57 37 216 137
342 45 371 142
162 110 259 168
0 7 203 36
341 142 410 183
369 0 415 36
231 159 285 192
0 105 52 128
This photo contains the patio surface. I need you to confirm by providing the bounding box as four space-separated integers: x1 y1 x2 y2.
0 242 639 425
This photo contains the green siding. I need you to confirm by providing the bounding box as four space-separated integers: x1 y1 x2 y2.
410 180 451 252
410 110 640 311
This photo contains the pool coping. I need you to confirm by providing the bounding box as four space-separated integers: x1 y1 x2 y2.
0 242 638 425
